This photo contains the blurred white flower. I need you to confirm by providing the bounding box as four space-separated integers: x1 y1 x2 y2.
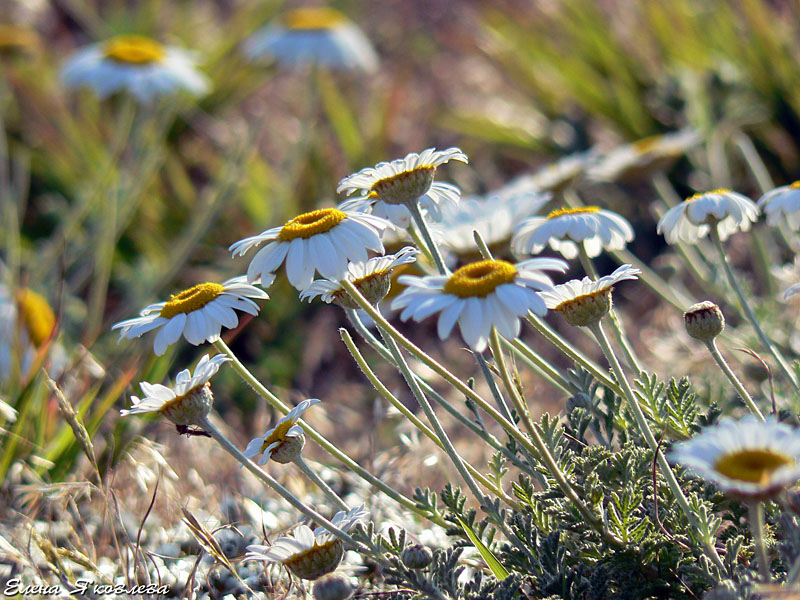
758 181 800 230
511 206 634 260
244 7 378 73
230 208 390 291
669 416 800 499
392 257 566 351
61 34 209 103
656 189 759 245
112 277 268 356
338 147 468 228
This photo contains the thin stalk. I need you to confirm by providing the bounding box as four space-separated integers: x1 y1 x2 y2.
704 339 764 420
748 501 771 582
709 225 800 391
293 455 349 512
407 201 447 274
197 416 363 550
588 321 725 571
212 339 441 525
577 244 642 374
340 327 521 509
507 338 571 393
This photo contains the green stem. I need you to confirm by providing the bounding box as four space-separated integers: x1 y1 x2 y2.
407 201 448 275
506 338 571 393
587 321 725 571
293 455 349 512
705 339 764 420
197 416 363 550
709 225 800 391
211 339 441 525
748 500 771 582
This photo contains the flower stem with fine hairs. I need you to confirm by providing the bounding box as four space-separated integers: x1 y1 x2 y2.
704 339 764 420
748 500 771 581
293 455 349 512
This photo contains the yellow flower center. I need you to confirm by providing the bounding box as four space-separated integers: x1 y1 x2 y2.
261 419 297 451
104 35 165 65
16 289 55 348
370 166 436 205
546 206 601 219
790 181 800 189
685 188 731 202
632 135 661 154
0 25 38 51
278 208 347 241
443 260 517 298
714 449 792 484
283 7 347 30
159 283 224 319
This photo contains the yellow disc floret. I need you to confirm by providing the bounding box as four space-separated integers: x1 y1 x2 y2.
159 283 224 319
546 206 601 220
283 7 347 30
16 289 55 348
278 209 347 241
443 260 517 298
104 35 165 64
790 181 800 189
685 189 731 202
715 449 792 484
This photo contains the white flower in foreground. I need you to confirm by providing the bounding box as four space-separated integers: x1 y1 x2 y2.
112 276 269 356
669 416 800 499
121 354 230 426
244 7 378 73
230 208 390 291
61 34 209 103
587 129 701 182
540 264 640 327
244 398 319 465
391 258 567 351
656 189 759 245
337 147 468 228
300 246 418 308
511 206 634 260
758 182 800 230
246 505 368 580
432 181 549 255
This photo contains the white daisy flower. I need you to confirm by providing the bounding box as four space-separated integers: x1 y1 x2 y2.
112 276 269 356
391 257 567 352
758 181 800 230
60 34 209 104
244 398 319 465
299 246 418 308
431 181 550 255
229 208 390 291
245 504 368 580
539 264 640 327
511 206 634 260
121 354 230 426
669 416 800 499
337 147 468 228
244 7 378 73
523 151 597 193
587 129 701 182
784 282 800 301
656 188 760 245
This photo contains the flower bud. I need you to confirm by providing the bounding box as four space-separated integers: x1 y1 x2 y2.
401 544 433 569
684 301 725 341
313 576 354 600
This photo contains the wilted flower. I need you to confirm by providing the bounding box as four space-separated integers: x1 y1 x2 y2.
511 206 634 260
61 34 209 103
112 276 268 356
540 264 640 327
669 416 800 499
338 147 468 228
230 208 390 291
244 7 378 73
392 257 567 351
656 189 759 245
244 398 319 464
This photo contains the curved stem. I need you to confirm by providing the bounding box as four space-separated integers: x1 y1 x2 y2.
507 338 571 393
709 225 800 391
212 339 441 525
293 455 349 512
197 416 362 551
587 322 725 571
748 500 771 582
407 201 448 275
705 339 764 420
